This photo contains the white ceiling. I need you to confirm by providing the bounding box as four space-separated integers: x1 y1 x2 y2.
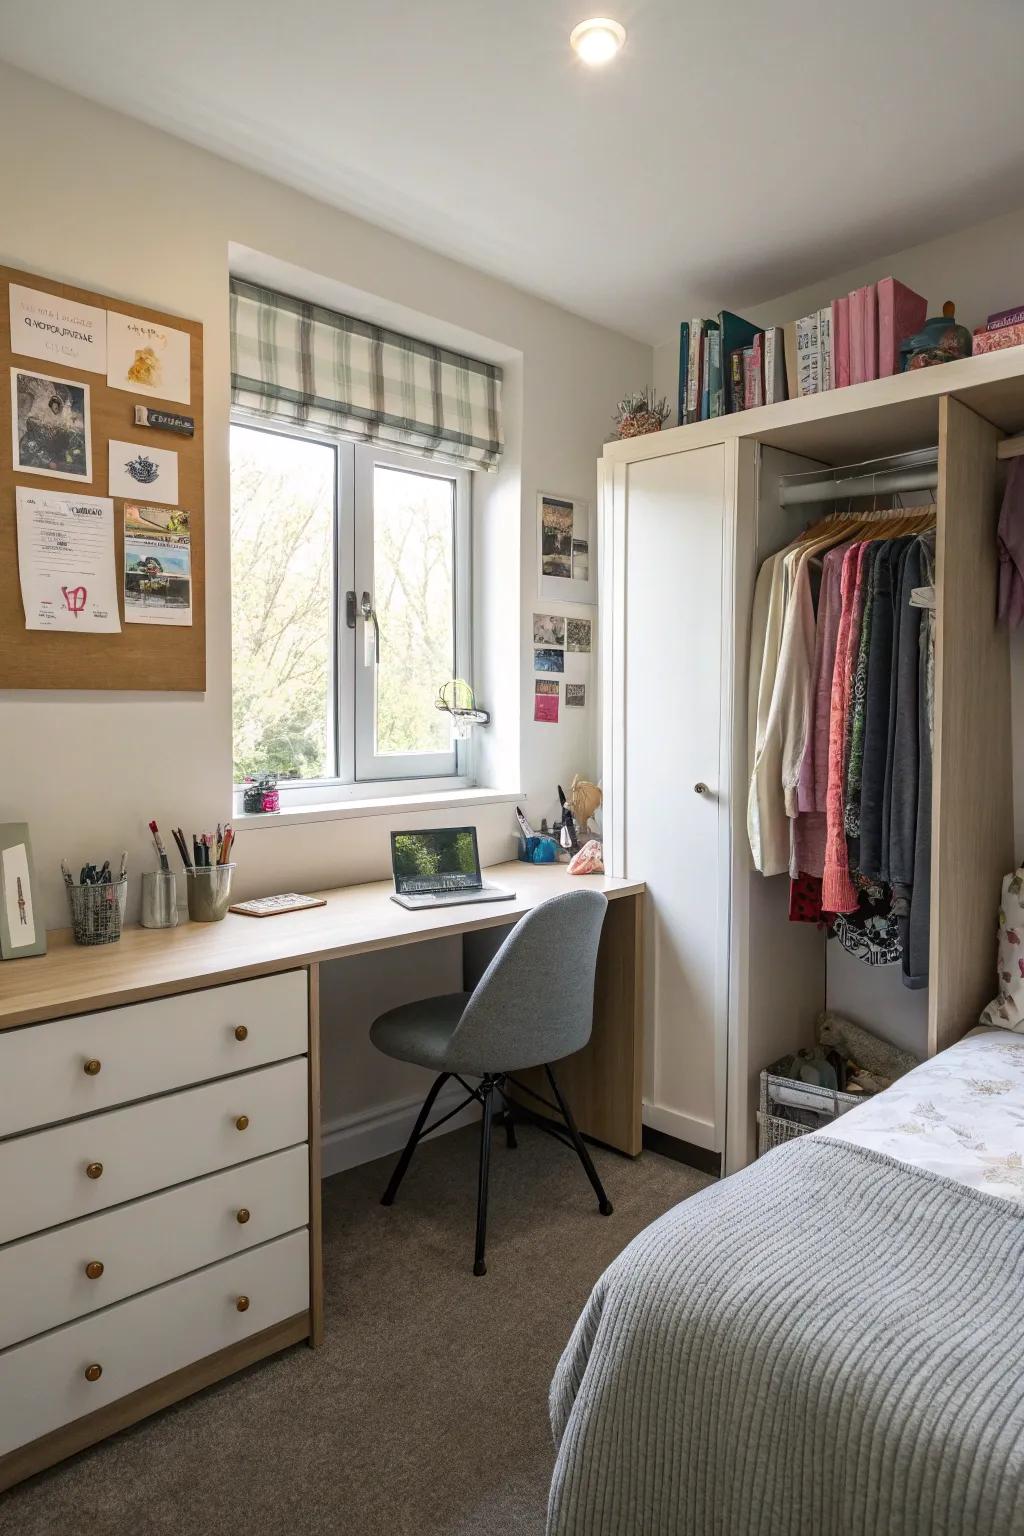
4 0 1024 343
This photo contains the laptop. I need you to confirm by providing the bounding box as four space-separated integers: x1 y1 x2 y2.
389 827 514 910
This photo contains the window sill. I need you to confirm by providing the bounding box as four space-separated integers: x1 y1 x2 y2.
234 785 523 832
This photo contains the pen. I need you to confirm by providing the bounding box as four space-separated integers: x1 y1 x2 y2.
149 820 170 871
118 851 127 883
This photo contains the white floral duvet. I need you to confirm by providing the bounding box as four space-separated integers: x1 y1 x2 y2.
817 1026 1024 1202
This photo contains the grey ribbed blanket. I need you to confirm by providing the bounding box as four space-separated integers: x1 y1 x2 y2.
548 1137 1024 1535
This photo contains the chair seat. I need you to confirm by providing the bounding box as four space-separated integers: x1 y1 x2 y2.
369 992 471 1071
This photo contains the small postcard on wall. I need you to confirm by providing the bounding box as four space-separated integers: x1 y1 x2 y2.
566 618 592 653
534 680 559 722
124 503 192 626
9 284 107 374
534 647 564 674
565 683 586 707
16 487 120 632
107 311 190 404
11 367 92 482
533 613 565 647
109 440 179 504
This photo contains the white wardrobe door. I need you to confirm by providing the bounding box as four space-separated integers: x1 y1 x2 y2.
622 445 726 1151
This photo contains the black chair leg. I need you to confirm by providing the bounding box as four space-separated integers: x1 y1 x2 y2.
474 1077 496 1276
380 1071 450 1207
545 1065 613 1216
503 1090 518 1150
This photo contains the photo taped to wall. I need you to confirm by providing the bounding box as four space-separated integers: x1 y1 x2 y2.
533 613 565 647
534 647 565 673
566 618 592 653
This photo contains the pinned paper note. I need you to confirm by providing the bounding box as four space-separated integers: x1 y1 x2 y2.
123 503 192 626
16 488 120 632
107 311 190 403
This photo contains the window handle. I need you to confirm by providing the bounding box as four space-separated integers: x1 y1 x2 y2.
359 591 380 665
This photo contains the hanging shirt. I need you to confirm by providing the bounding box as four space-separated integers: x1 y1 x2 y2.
998 458 1024 628
820 545 864 913
844 540 880 845
858 537 914 881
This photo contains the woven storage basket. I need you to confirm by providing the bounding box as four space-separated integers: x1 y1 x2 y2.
757 1067 862 1157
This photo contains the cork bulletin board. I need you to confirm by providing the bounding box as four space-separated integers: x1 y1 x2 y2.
0 264 205 691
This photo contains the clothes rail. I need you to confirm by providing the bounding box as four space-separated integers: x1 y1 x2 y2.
778 446 939 506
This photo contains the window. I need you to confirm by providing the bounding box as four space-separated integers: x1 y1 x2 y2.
230 422 471 797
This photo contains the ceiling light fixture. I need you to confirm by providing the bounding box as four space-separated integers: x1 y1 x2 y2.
569 17 626 65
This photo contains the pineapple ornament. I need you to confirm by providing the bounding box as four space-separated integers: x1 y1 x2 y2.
612 388 671 439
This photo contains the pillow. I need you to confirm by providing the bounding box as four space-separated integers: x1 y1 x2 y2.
980 867 1024 1032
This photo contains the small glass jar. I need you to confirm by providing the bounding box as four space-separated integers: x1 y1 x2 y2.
141 869 179 928
185 863 236 922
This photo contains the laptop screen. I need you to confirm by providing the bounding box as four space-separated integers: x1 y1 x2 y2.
390 827 482 895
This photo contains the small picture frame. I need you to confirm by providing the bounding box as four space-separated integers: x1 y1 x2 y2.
0 823 46 959
537 493 596 605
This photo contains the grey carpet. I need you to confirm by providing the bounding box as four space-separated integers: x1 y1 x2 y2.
0 1125 711 1536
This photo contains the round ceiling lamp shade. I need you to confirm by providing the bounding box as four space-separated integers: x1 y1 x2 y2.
569 17 627 65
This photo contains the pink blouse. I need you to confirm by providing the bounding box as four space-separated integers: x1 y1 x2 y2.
820 544 868 912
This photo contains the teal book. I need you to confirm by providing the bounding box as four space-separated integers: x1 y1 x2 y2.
677 321 689 427
716 311 763 411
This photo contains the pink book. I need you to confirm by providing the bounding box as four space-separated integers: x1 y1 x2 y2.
849 288 866 384
832 295 851 388
973 323 1024 354
877 277 927 376
862 284 878 380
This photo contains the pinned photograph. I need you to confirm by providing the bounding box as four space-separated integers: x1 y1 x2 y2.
534 680 559 723
566 618 592 653
11 367 92 481
124 503 192 626
534 647 565 674
565 683 586 707
533 613 565 647
109 439 179 504
107 311 191 404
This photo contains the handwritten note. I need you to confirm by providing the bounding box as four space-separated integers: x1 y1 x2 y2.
16 488 121 632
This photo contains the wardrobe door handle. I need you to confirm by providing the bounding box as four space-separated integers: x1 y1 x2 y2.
693 782 710 796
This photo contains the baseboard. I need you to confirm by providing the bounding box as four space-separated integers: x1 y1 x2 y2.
642 1125 721 1178
642 1100 718 1153
320 1083 481 1178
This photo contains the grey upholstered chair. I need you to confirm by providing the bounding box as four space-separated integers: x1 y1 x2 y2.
370 889 612 1275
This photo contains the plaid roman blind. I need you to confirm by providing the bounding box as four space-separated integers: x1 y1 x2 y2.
229 279 503 471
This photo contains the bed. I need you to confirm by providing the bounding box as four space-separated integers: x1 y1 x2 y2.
547 1028 1024 1536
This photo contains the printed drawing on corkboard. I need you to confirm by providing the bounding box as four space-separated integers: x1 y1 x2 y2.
0 263 205 692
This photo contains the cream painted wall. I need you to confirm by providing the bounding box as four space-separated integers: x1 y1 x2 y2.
0 62 650 1147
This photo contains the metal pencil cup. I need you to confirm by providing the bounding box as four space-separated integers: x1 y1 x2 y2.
68 879 128 946
186 863 236 923
141 869 179 929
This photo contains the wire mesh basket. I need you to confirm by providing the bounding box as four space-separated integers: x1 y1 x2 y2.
757 1067 862 1157
67 879 128 946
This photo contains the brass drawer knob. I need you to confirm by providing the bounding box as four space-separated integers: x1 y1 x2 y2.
84 1363 103 1382
85 1162 104 1180
235 1115 249 1132
83 1059 102 1076
235 1295 250 1313
234 1025 248 1041
85 1260 105 1280
235 1207 251 1225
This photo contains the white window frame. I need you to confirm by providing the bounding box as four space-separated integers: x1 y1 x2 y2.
230 417 473 805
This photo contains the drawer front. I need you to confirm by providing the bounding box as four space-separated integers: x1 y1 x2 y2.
0 1057 308 1244
0 970 308 1139
0 1229 309 1457
0 1145 309 1350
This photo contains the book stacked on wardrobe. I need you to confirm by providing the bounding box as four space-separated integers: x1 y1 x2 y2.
972 304 1024 356
791 277 927 396
676 312 789 423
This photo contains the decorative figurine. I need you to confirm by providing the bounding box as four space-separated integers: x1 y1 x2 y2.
569 774 602 834
899 300 973 371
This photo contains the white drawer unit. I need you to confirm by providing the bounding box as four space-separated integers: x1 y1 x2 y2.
0 1057 309 1244
0 970 307 1139
0 1229 310 1458
0 1145 310 1350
